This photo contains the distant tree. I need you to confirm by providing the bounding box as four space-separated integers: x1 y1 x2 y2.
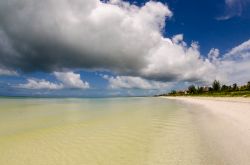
188 85 197 94
232 83 238 91
164 80 250 97
170 90 177 95
221 85 229 91
212 80 221 91
247 82 250 90
197 86 204 94
239 85 247 91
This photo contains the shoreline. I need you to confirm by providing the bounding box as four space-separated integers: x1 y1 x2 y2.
160 96 250 103
162 96 250 164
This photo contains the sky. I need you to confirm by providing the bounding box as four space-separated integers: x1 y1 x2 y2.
0 0 250 97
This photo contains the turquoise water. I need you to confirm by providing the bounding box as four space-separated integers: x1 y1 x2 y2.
0 97 215 165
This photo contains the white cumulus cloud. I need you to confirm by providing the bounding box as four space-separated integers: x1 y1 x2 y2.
54 72 90 89
18 71 89 90
212 39 250 84
208 48 220 61
0 0 220 83
1 0 249 86
224 39 250 59
18 79 63 90
103 75 170 89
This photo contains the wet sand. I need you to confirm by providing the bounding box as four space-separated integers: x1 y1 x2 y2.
164 96 250 165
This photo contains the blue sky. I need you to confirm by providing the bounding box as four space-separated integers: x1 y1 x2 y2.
0 0 250 97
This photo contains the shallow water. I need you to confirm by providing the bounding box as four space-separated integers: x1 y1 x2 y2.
0 97 214 165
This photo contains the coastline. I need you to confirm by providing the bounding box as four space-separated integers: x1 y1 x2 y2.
162 96 250 164
161 96 250 103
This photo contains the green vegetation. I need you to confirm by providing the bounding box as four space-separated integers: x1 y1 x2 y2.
158 80 250 97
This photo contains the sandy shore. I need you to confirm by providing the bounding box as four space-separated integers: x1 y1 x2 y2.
163 96 250 165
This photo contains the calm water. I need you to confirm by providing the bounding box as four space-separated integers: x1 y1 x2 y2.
0 97 215 165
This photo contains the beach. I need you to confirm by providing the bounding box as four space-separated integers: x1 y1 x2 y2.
163 96 250 164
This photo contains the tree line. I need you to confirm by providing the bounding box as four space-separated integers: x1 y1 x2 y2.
163 80 250 96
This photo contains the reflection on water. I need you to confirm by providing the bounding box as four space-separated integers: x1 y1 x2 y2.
0 97 211 165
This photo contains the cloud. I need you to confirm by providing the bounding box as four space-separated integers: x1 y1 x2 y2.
213 39 250 84
18 79 63 90
0 0 171 73
0 29 20 63
0 0 220 83
0 68 18 76
224 39 250 59
54 71 90 89
141 39 217 82
18 71 89 90
103 75 170 89
0 29 19 76
208 48 220 61
217 0 250 20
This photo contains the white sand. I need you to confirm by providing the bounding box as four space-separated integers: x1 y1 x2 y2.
163 96 250 165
